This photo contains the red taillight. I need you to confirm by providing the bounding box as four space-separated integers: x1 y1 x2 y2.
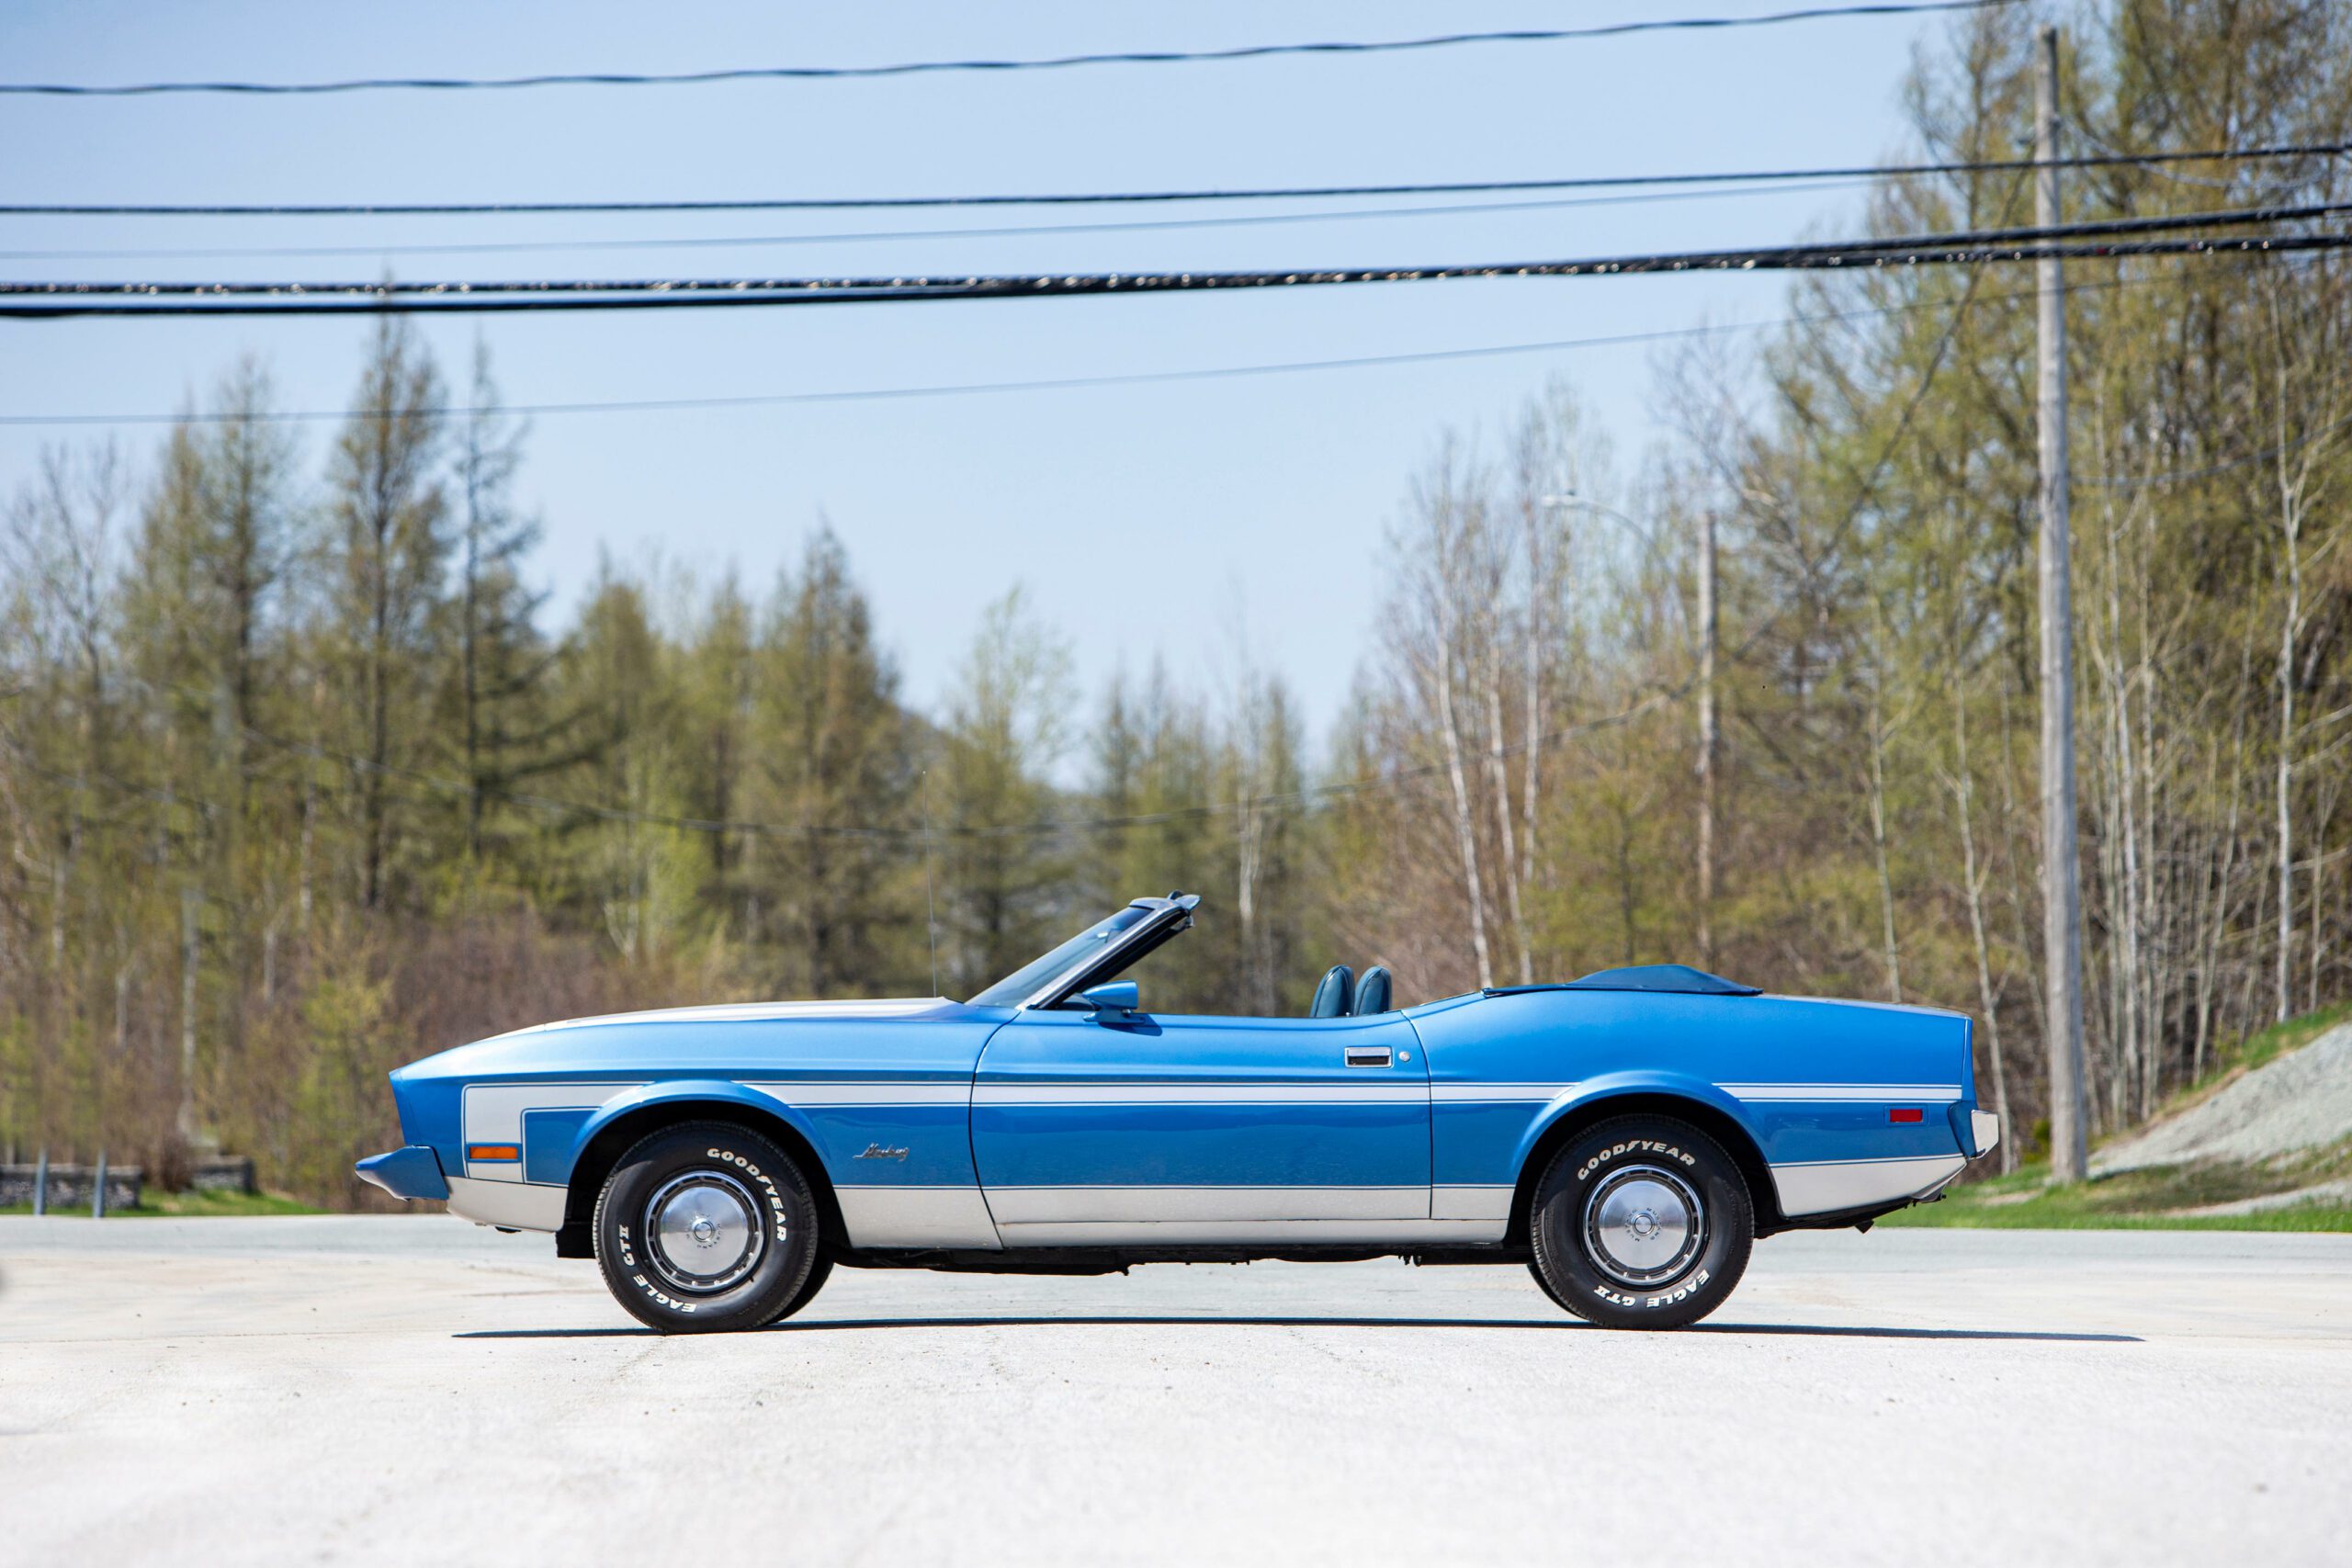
1888 1108 1924 1123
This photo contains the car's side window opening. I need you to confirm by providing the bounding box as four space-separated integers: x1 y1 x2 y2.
968 894 1397 1021
966 905 1156 1007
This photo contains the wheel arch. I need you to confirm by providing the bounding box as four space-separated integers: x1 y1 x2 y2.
559 1082 847 1254
1503 1088 1781 1247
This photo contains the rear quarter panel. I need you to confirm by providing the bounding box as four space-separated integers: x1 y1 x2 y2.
1407 988 1976 1225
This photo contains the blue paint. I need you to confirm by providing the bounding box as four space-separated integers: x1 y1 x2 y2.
355 1144 448 1201
359 904 1989 1245
972 1010 1430 1199
521 1107 595 1185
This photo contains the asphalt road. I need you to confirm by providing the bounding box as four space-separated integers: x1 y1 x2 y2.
3 1219 2347 1567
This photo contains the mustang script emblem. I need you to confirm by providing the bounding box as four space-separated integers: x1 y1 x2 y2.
854 1143 910 1162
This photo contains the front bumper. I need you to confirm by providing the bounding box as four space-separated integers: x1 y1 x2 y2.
356 1145 450 1201
1968 1110 2002 1159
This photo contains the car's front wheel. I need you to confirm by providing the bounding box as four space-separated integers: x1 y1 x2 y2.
1529 1113 1752 1329
593 1121 824 1333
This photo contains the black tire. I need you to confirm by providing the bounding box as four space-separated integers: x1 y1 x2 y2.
1526 1258 1575 1313
764 1245 835 1326
592 1121 821 1334
1528 1114 1752 1330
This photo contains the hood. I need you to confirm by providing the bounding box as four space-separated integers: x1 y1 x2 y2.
482 997 955 1040
393 995 974 1086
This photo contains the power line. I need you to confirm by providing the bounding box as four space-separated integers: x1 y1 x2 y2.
5 212 2344 320
18 195 2333 297
9 141 2344 219
0 268 2199 430
0 180 1887 265
0 4 2018 97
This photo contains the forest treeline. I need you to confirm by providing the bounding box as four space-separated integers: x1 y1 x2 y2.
4 1 2347 1201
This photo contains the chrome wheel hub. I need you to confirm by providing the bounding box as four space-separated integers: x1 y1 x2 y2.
1584 1165 1704 1287
645 1170 765 1293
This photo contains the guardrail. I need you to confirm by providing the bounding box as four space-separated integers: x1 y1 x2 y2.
1 1154 145 1214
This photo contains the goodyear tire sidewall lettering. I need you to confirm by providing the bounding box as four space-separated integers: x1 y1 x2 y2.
616 1141 784 1308
1575 1138 1698 1184
594 1122 817 1333
1590 1268 1713 1311
1532 1113 1754 1330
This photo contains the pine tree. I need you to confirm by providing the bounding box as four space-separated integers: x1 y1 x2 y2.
748 527 918 997
444 340 571 889
936 587 1074 996
322 317 447 910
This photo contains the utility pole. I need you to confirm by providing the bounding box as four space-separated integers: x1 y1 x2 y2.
1696 506 1718 969
2035 25 2089 1183
178 884 200 1144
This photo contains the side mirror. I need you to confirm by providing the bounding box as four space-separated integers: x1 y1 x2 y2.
1076 980 1138 1018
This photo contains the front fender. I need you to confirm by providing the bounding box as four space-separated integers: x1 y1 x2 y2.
1511 1070 1764 1182
562 1077 827 1187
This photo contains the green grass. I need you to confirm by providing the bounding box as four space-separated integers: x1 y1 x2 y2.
1 1187 319 1218
1882 999 2352 1233
2226 999 2352 1074
2143 999 2352 1126
1882 1140 2352 1233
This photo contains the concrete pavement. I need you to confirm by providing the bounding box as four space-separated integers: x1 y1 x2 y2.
2 1218 2347 1565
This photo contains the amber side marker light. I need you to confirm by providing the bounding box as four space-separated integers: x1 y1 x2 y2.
1887 1108 1925 1124
467 1144 522 1161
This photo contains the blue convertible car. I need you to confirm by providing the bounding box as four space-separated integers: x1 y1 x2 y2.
360 893 1999 1331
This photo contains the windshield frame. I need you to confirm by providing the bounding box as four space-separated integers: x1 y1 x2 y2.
964 896 1197 1010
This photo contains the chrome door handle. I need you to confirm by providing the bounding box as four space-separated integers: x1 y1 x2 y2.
1344 1046 1393 1068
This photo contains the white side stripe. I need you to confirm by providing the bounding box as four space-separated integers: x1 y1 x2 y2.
460 1081 646 1183
1431 1081 1577 1104
974 1082 1427 1106
745 1080 970 1107
1724 1083 1962 1102
495 997 950 1037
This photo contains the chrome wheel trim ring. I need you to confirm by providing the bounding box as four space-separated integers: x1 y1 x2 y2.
644 1169 766 1293
1582 1164 1704 1288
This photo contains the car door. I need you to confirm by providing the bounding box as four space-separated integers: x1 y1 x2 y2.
970 1006 1430 1244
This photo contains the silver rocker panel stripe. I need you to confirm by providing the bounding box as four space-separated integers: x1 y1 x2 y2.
973 1082 1426 1107
993 1218 1508 1246
1432 1185 1515 1222
835 1185 1003 1249
984 1185 1430 1225
445 1175 568 1232
1770 1154 1967 1216
1724 1084 1963 1103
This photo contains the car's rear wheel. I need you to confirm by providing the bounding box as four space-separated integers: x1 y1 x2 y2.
1529 1113 1752 1330
593 1121 823 1333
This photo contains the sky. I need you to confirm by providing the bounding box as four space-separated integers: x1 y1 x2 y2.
0 2 1963 752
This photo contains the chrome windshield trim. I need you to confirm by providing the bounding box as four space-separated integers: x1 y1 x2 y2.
1015 896 1195 1012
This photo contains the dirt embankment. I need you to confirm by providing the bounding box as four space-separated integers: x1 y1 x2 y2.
2095 1021 2352 1175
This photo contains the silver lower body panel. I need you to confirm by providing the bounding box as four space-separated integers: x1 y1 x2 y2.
991 1218 1506 1246
1770 1154 1967 1217
445 1175 567 1231
981 1185 1499 1246
835 1185 1003 1249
